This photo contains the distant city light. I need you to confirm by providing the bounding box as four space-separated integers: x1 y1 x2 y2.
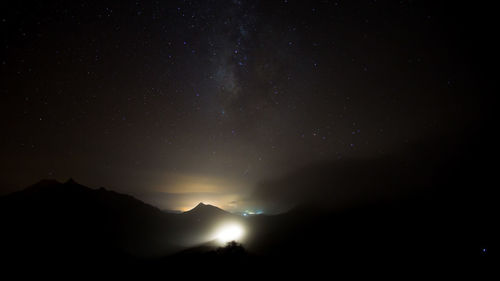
242 209 263 216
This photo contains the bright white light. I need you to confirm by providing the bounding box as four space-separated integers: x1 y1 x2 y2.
215 223 244 243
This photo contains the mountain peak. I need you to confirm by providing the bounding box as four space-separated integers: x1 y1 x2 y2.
184 202 229 216
190 202 215 212
195 202 206 208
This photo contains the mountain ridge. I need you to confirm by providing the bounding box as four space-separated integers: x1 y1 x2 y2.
1 178 490 272
183 202 229 216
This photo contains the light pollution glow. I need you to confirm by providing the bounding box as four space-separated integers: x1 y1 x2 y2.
143 172 254 212
213 223 245 244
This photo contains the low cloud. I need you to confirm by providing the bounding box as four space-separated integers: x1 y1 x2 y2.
243 134 480 214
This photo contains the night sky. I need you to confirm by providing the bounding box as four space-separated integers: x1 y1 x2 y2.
1 1 495 212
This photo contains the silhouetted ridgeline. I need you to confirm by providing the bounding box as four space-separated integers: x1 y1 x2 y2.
0 178 494 276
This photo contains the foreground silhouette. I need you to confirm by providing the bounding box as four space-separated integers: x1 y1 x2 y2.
0 178 494 277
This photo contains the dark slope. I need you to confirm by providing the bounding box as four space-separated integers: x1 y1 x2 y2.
0 178 494 276
244 197 495 268
0 179 180 265
0 180 248 269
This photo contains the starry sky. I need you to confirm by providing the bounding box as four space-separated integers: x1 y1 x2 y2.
1 1 495 212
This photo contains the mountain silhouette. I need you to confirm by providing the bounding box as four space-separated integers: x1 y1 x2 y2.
0 179 247 264
0 179 181 265
0 178 494 275
183 202 230 217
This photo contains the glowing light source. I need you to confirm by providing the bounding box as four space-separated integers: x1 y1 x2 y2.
242 209 263 216
215 223 244 243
